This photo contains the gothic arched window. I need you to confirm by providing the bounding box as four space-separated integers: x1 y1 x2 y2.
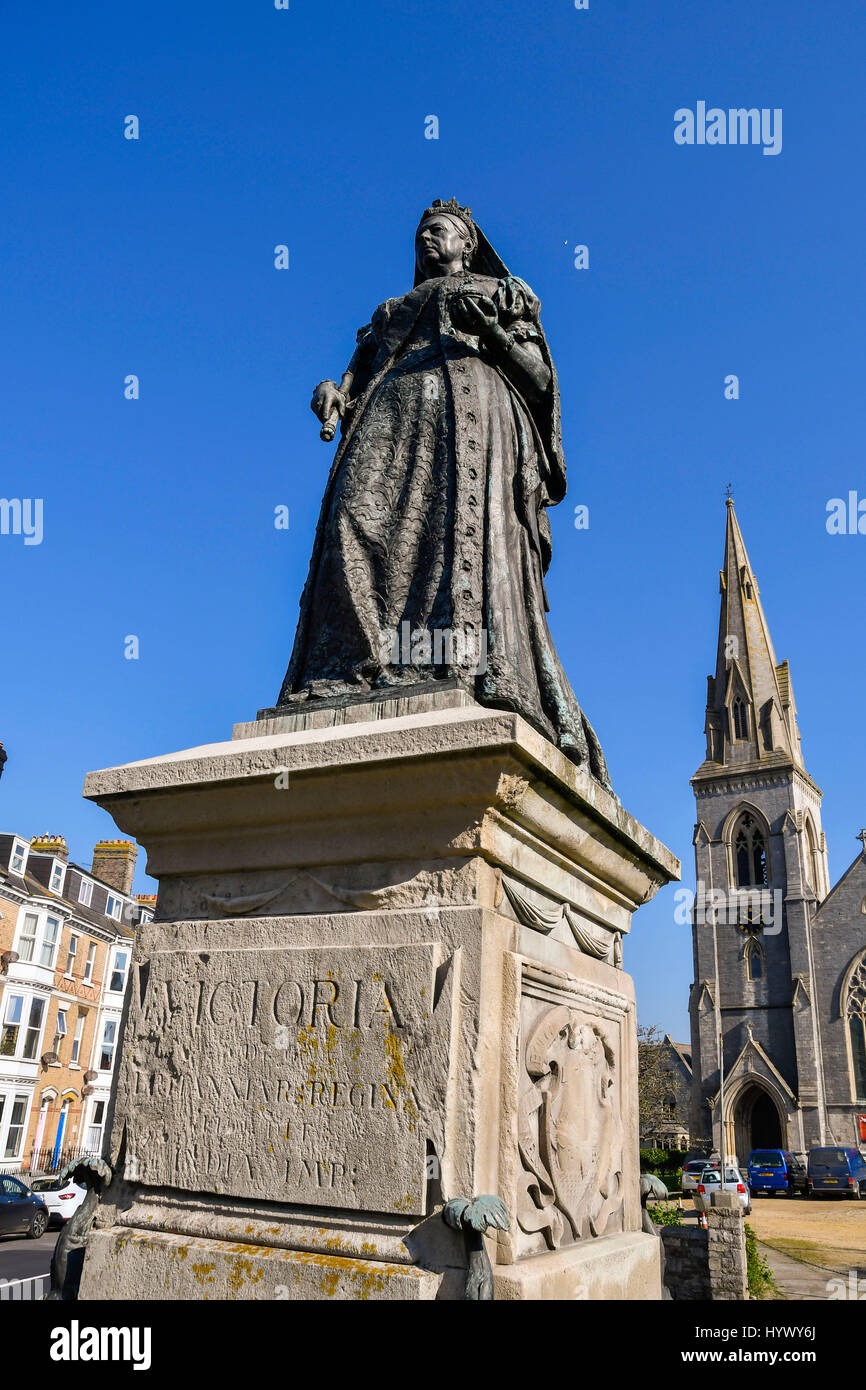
745 939 764 980
734 812 768 888
732 697 748 740
804 821 819 891
663 1093 677 1118
846 955 866 1100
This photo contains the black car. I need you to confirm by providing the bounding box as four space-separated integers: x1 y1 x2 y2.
0 1173 49 1238
807 1146 866 1199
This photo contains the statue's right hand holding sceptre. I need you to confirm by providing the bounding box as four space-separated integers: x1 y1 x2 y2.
311 323 377 442
311 378 350 442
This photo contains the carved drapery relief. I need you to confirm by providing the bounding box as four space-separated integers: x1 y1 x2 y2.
501 875 622 967
192 866 463 920
517 1005 623 1249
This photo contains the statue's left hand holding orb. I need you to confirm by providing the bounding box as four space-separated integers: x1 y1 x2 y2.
450 292 507 349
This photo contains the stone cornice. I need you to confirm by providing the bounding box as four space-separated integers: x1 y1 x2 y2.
692 764 823 803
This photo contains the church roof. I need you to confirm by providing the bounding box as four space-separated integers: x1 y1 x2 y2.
664 1036 693 1074
814 836 866 918
693 500 807 779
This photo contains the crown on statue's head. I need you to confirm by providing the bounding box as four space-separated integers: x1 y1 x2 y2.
418 198 478 254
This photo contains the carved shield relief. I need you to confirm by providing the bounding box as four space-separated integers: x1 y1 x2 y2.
515 967 628 1255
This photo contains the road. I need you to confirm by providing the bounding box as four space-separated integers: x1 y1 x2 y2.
0 1230 55 1286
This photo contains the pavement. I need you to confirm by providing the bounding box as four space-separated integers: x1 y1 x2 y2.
756 1241 848 1301
0 1230 55 1287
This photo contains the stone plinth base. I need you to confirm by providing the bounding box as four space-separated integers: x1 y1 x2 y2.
78 698 678 1300
494 1231 662 1301
80 1225 660 1303
80 1228 439 1301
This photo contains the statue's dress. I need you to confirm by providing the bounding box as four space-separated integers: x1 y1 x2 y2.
280 272 610 787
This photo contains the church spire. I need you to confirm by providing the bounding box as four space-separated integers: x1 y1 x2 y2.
701 499 804 770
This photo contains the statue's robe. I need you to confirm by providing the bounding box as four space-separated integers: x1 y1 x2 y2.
279 271 610 787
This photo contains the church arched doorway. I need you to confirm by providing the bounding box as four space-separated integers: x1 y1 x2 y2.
732 1085 783 1160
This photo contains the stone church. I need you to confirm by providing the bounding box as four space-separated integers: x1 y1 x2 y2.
689 500 866 1160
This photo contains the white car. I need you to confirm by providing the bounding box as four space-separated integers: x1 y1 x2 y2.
682 1159 720 1193
692 1165 752 1216
28 1175 86 1225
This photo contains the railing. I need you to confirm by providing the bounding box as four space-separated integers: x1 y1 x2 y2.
0 1143 98 1178
0 1274 50 1301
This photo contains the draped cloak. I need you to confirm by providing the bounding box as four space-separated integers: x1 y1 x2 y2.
278 234 610 788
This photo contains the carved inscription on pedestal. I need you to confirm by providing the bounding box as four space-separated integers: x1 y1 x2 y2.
121 942 455 1216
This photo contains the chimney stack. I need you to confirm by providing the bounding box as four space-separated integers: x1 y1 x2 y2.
30 835 69 859
91 839 138 897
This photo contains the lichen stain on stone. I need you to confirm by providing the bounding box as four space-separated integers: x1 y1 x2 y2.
323 1022 339 1068
383 1028 408 1092
192 1261 216 1284
296 1025 319 1083
383 1028 419 1128
226 1255 265 1295
355 1270 387 1300
289 1250 391 1301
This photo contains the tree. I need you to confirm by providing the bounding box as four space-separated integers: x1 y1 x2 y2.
638 1024 677 1141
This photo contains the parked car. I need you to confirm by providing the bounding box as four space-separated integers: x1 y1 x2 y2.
747 1149 807 1197
682 1159 720 1193
0 1174 49 1238
29 1174 86 1226
807 1146 866 1199
693 1165 752 1216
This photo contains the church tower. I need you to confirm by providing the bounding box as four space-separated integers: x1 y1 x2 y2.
689 500 831 1159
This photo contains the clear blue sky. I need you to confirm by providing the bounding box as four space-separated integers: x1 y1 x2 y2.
2 0 865 1041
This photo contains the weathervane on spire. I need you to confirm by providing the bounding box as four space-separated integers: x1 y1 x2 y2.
725 482 733 502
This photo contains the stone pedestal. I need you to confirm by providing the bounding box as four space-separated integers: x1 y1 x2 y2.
78 693 678 1300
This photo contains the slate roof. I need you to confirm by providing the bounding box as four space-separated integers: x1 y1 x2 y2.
0 853 137 940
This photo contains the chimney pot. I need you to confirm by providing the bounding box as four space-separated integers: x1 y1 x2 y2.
29 835 69 860
91 839 138 897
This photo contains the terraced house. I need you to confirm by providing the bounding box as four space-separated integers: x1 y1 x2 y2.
0 833 152 1172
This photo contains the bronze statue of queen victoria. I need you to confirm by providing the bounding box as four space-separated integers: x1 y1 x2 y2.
278 199 610 788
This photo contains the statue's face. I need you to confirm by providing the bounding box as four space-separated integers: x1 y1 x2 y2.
415 215 468 278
